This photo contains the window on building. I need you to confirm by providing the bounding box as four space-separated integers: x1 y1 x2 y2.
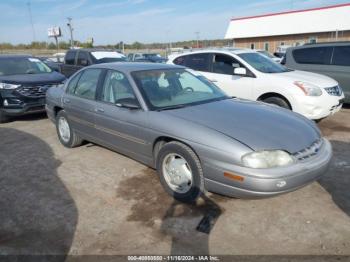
280 42 285 46
292 47 332 65
264 43 269 51
250 43 255 49
309 37 317 44
332 46 350 66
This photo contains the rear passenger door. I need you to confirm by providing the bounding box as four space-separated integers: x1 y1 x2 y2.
63 68 103 139
94 70 150 161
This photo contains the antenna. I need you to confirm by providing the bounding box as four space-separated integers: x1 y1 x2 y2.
195 31 200 48
27 1 36 42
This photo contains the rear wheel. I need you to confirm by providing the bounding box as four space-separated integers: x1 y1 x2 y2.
0 110 9 124
156 141 204 203
56 110 83 148
262 96 291 110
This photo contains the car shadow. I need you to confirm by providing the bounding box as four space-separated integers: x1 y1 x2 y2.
0 128 78 261
11 112 48 122
318 140 350 217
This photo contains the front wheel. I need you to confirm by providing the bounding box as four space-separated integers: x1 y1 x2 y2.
56 110 83 148
156 141 204 203
262 96 291 110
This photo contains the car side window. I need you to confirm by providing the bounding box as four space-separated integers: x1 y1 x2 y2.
292 47 332 65
212 54 241 75
66 72 82 94
101 70 136 104
173 56 186 66
65 51 76 65
74 69 102 100
77 51 89 66
183 53 211 72
332 46 350 66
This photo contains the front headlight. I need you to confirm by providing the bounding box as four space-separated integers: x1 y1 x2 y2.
294 81 322 96
0 82 20 90
242 150 294 169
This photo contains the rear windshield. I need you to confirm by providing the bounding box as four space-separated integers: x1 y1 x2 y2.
0 57 52 76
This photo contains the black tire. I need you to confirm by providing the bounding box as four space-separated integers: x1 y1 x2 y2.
56 110 83 148
156 141 204 203
262 96 291 110
0 109 9 124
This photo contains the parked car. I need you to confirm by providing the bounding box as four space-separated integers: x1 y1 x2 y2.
60 48 127 77
128 53 166 63
168 49 344 121
0 55 66 123
46 63 332 202
282 42 350 103
256 50 281 63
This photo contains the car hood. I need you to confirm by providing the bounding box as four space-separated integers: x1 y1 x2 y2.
0 71 66 85
273 70 337 87
165 99 320 153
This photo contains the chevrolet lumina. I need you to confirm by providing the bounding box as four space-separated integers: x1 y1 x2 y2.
46 63 332 202
168 49 344 121
0 55 66 123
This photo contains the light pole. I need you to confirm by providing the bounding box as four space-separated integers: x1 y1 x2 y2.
195 31 200 48
27 1 36 42
67 17 74 48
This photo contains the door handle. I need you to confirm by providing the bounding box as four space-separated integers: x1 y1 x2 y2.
63 98 70 104
95 108 104 113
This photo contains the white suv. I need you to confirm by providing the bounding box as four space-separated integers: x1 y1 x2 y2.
167 49 344 120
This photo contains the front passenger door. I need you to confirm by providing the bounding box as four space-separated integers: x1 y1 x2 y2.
204 53 254 99
94 70 150 160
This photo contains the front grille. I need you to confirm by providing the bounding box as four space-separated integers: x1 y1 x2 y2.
324 85 342 96
292 139 323 161
16 84 57 98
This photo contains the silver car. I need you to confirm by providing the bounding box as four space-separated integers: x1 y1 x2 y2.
46 63 332 202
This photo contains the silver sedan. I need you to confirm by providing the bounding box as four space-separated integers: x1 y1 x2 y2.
46 63 332 202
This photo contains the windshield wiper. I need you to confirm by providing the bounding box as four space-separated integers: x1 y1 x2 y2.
157 104 188 111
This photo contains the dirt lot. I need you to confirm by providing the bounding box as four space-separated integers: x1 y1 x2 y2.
0 108 349 260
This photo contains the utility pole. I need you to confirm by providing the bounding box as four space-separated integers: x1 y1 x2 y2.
27 1 36 42
195 31 200 48
67 17 74 48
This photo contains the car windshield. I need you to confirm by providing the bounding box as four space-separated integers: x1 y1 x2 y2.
91 51 127 63
132 69 229 110
0 57 52 76
238 52 290 73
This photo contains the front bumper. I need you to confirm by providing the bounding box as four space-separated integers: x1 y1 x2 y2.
203 138 332 198
1 94 46 116
292 93 344 120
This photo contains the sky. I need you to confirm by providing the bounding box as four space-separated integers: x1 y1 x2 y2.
0 0 349 45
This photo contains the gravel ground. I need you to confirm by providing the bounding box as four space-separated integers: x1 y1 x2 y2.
0 108 349 261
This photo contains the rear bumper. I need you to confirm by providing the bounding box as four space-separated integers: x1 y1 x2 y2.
203 138 332 198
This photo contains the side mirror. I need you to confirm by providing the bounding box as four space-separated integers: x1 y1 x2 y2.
233 67 247 76
116 98 141 110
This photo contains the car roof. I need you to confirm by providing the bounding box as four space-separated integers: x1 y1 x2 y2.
168 48 257 58
89 62 184 73
303 41 350 47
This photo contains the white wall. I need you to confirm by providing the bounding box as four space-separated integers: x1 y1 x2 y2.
225 4 350 39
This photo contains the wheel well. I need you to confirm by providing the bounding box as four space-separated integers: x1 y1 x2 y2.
53 106 63 117
152 136 198 167
257 92 292 110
